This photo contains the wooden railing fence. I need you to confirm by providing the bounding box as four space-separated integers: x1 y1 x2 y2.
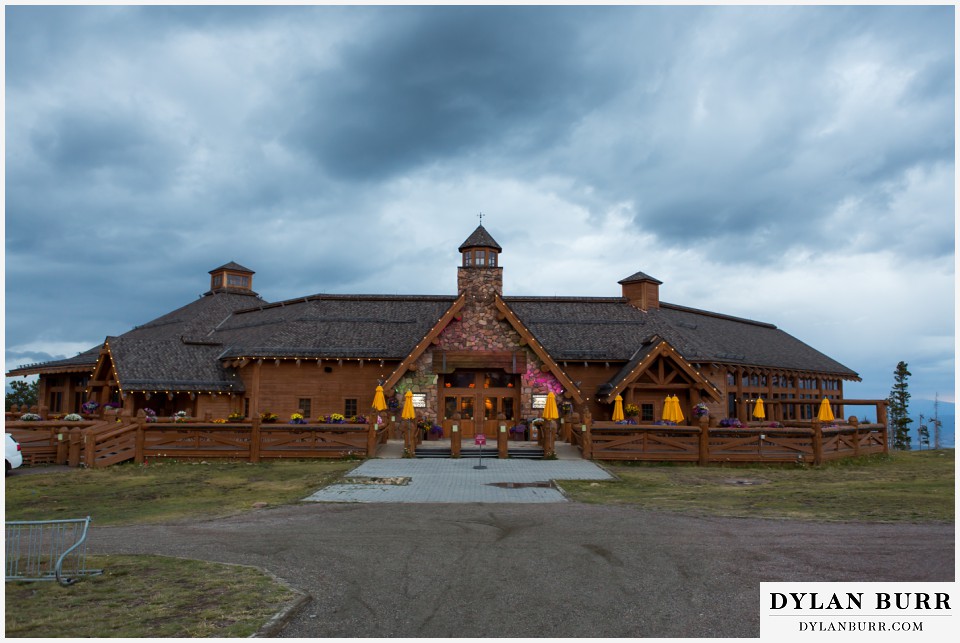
580 415 887 465
6 416 393 468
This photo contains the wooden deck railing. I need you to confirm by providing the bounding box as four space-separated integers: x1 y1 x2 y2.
7 417 393 468
581 415 887 465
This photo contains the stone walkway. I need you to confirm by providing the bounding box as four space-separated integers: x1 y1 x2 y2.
303 457 612 503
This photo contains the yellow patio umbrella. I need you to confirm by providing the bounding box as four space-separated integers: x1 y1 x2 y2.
662 395 677 422
752 398 766 420
612 395 625 421
817 397 835 422
371 385 387 412
543 392 559 421
671 395 685 423
401 390 416 421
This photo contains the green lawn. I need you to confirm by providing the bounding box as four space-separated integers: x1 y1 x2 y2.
5 555 297 637
5 459 356 525
561 449 955 522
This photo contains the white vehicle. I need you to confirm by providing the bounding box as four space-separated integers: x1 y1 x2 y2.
6 433 23 474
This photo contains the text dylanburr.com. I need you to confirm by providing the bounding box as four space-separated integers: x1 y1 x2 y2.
760 582 955 640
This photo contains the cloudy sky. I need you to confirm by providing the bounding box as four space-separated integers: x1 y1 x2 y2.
4 4 955 405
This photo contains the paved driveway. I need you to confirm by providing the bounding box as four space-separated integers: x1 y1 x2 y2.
87 502 954 638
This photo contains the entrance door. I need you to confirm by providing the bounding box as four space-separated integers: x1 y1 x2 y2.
444 394 478 438
441 369 519 440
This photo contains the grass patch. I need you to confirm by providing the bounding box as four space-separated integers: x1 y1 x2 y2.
5 459 355 526
561 450 955 522
5 554 297 637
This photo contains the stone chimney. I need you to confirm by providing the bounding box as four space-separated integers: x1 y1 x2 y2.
619 271 661 310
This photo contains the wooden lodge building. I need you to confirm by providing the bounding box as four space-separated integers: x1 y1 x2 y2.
8 225 859 435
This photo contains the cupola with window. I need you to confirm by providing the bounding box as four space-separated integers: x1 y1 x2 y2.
207 262 258 296
457 224 503 297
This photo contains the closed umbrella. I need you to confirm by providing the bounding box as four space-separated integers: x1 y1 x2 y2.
817 397 835 422
612 395 625 421
662 396 676 422
543 392 559 421
752 398 766 420
671 395 685 423
401 390 416 421
372 385 387 412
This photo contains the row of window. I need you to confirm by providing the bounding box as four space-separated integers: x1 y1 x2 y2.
212 274 250 288
444 371 516 389
462 249 498 267
726 372 841 390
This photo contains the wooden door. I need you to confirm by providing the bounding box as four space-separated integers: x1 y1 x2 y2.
443 394 478 438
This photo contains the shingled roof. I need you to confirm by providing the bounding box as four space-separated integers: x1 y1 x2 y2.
6 345 103 377
458 225 502 251
212 294 457 360
503 296 859 378
209 261 254 274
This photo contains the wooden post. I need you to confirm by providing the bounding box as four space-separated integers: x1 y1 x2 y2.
497 424 508 458
451 423 461 458
582 411 592 460
812 419 823 466
250 416 262 463
83 429 96 468
56 430 68 465
68 428 82 467
698 416 709 466
366 420 377 458
544 420 556 457
135 419 146 464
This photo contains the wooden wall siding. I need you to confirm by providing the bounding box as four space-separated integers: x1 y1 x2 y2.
560 363 619 419
238 360 397 420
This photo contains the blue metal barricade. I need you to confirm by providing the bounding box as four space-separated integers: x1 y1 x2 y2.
5 516 103 586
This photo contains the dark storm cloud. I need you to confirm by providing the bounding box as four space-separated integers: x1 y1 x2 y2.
286 6 627 180
4 5 954 402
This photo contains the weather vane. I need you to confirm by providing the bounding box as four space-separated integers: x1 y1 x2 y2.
478 211 484 225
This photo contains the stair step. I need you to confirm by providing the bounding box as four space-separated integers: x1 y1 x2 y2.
414 447 544 459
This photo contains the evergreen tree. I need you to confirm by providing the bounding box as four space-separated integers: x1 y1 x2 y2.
5 380 39 411
917 413 929 450
887 361 912 450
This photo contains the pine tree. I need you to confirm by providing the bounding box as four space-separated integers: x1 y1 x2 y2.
888 361 912 450
931 393 943 450
917 413 929 450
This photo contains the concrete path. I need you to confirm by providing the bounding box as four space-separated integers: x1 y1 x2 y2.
304 457 612 503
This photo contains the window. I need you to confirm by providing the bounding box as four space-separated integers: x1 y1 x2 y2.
49 391 62 413
483 371 515 388
501 397 514 420
227 274 249 288
488 253 497 267
475 250 485 265
244 398 250 417
446 371 476 388
641 403 654 422
727 372 736 386
464 252 472 267
344 398 358 417
298 398 312 417
212 274 223 288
